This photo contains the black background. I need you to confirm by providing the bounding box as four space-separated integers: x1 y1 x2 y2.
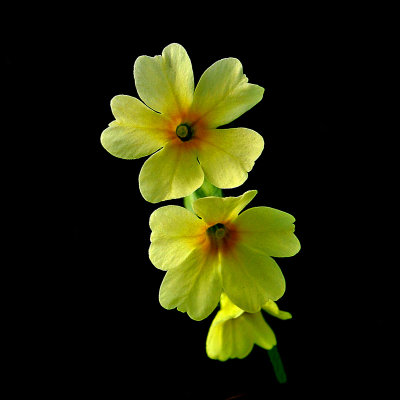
4 4 390 398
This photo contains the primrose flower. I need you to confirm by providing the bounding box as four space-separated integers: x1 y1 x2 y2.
101 43 264 203
206 293 291 361
149 190 300 320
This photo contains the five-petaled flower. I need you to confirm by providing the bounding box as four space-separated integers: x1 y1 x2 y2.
101 43 264 203
206 293 291 361
149 190 300 320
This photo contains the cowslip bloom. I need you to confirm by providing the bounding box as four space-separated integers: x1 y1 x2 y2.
206 293 291 361
100 43 264 203
149 190 300 320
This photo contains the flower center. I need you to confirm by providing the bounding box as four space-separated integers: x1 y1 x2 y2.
207 223 226 240
206 222 238 255
176 123 193 142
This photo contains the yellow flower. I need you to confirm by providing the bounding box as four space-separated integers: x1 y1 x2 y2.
101 43 264 203
206 293 291 361
149 190 300 320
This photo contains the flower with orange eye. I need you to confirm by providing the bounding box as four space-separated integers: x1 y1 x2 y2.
100 43 264 203
149 190 300 320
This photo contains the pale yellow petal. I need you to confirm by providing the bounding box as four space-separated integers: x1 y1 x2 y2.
139 141 204 203
100 95 169 159
262 300 292 320
215 292 245 322
235 206 301 257
191 58 264 128
206 310 276 361
206 315 254 361
243 312 276 350
192 190 257 225
221 241 286 313
159 250 222 321
149 205 206 271
196 128 264 188
134 43 194 115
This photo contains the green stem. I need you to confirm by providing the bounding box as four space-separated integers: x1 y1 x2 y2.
268 346 287 384
183 178 222 212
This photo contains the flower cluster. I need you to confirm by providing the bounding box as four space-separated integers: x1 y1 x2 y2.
101 43 300 380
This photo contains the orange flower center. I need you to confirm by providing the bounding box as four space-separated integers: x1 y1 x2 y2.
165 110 210 149
206 223 238 255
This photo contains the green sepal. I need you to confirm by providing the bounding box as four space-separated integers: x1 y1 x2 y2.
183 178 222 213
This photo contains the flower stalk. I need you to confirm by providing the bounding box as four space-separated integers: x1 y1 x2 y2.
268 346 287 384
